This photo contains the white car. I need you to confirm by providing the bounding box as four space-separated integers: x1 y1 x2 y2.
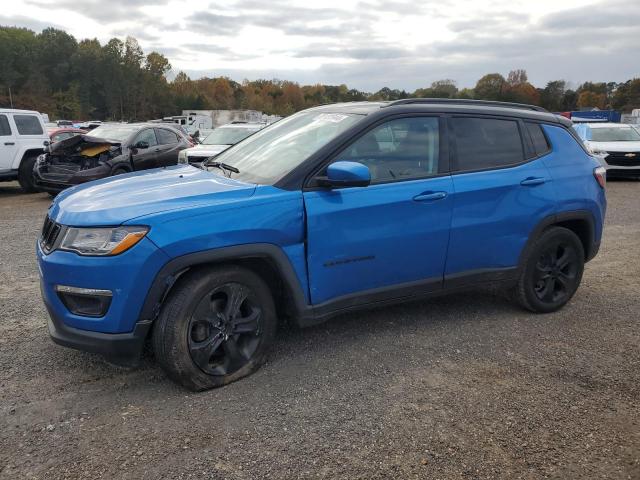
178 123 264 167
582 123 640 179
0 109 49 192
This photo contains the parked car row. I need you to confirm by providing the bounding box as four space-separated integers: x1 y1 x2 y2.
0 107 266 194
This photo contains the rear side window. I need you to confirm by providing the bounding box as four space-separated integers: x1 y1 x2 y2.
134 128 158 147
14 115 44 135
0 115 11 136
526 122 551 156
452 117 524 171
156 128 179 145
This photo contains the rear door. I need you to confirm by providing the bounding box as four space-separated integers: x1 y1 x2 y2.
130 128 159 171
444 115 556 286
0 114 17 173
154 128 182 166
303 116 453 305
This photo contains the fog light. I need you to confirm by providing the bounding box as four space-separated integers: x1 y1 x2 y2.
55 285 113 317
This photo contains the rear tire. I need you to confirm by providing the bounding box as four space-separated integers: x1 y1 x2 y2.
152 265 277 391
18 154 39 193
514 227 585 313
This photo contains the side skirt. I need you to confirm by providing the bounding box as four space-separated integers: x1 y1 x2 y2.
297 267 517 327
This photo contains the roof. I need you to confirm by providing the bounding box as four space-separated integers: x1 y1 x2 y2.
588 122 635 129
219 123 264 129
305 100 571 126
0 108 42 114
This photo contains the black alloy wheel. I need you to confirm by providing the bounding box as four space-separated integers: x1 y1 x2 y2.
153 266 277 391
532 241 580 304
515 227 585 313
188 283 262 376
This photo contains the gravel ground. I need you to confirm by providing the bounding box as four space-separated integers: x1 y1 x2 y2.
1 180 638 479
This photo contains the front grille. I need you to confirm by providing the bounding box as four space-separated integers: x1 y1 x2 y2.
40 216 62 253
605 151 640 167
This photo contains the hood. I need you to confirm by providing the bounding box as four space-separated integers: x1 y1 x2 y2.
48 133 121 155
587 140 640 152
186 144 231 157
49 165 256 226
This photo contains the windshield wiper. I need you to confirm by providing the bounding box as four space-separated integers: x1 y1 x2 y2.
204 159 240 176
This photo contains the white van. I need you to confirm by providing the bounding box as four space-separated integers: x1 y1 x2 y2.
0 109 49 192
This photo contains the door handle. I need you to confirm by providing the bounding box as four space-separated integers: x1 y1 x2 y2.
520 177 546 186
413 191 447 202
4 142 15 146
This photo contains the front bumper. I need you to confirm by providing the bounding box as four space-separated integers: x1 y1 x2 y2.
45 294 151 366
33 156 111 193
37 236 170 364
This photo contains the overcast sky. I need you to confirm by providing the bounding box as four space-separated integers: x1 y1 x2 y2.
3 0 639 91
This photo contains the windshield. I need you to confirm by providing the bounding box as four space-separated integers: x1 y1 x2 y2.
87 125 140 142
210 111 362 184
591 127 640 142
202 127 260 145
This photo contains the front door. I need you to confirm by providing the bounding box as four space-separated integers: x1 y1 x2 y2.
303 116 453 305
130 128 159 171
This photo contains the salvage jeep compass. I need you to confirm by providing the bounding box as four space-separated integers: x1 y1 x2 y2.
38 99 607 391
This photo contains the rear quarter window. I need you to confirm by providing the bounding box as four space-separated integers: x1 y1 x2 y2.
526 122 551 156
452 117 524 171
14 115 44 135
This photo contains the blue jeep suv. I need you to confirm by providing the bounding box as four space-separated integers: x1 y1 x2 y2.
37 99 607 390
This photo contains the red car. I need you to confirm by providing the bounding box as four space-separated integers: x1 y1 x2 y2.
47 127 87 143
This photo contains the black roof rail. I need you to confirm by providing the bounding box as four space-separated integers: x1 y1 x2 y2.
385 98 548 113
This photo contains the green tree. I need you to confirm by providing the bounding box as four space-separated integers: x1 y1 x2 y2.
474 73 506 100
540 80 566 111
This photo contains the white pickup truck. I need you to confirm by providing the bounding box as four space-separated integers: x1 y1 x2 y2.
0 109 49 192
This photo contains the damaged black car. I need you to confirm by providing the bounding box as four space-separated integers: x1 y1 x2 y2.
33 123 192 194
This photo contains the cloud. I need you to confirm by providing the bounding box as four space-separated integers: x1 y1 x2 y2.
5 0 640 92
0 14 64 32
26 0 171 23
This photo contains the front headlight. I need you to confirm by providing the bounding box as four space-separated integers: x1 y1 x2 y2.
178 149 188 164
60 226 149 256
587 144 607 156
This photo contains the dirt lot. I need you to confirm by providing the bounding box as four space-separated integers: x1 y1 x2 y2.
1 179 638 479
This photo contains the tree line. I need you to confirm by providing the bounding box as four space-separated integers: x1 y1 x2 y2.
1 26 639 121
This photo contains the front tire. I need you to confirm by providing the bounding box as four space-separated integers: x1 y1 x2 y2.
515 227 585 313
152 265 277 391
18 154 39 193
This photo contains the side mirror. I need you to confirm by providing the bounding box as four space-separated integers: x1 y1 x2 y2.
133 140 149 149
318 161 371 188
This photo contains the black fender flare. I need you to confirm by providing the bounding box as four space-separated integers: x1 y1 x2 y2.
517 210 598 270
137 243 309 324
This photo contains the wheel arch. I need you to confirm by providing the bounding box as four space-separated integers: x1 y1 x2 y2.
139 244 309 329
16 148 45 168
519 210 598 269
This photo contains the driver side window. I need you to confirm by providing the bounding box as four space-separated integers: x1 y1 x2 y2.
134 129 157 147
337 117 440 183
